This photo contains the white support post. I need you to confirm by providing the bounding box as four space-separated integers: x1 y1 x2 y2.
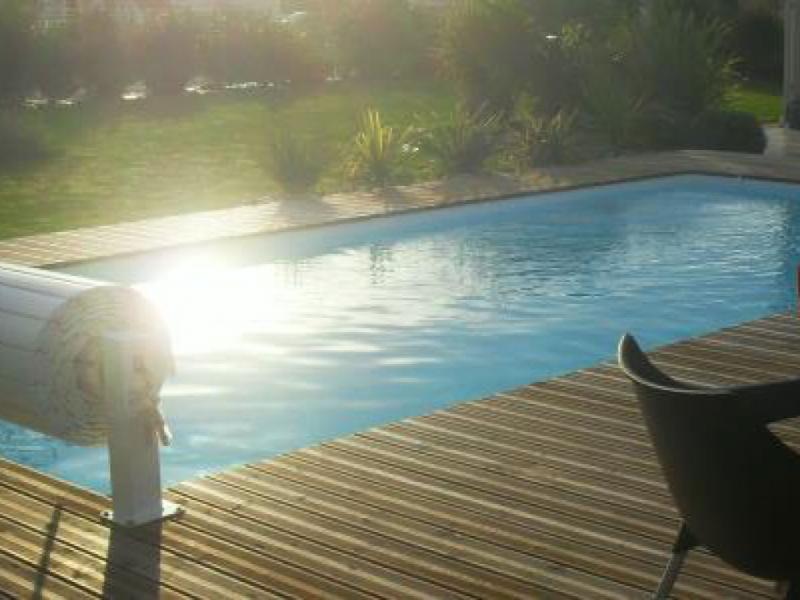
101 332 182 527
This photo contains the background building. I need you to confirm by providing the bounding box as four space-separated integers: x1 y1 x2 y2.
38 0 282 27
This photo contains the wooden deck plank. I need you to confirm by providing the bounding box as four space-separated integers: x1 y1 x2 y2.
291 445 742 595
361 426 675 520
374 422 673 512
654 343 800 378
224 465 634 598
175 475 567 600
204 468 649 600
402 417 667 504
0 549 103 599
256 456 678 598
332 435 673 542
277 448 766 598
0 463 369 599
2 313 800 598
0 484 239 599
169 481 483 600
356 430 770 595
0 514 176 599
422 411 661 476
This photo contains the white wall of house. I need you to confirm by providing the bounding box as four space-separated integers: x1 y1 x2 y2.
38 0 145 25
39 0 283 25
408 0 451 8
170 0 282 16
38 0 78 25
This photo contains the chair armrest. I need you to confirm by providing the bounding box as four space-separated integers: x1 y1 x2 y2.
734 378 800 424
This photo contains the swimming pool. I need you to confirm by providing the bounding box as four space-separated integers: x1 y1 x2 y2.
2 174 799 492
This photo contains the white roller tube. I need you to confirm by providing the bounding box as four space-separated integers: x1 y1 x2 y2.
0 262 173 446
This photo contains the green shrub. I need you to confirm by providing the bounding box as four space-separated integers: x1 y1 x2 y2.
202 12 268 85
690 109 766 154
266 128 326 194
629 5 737 116
421 105 500 175
437 0 538 113
0 113 49 169
579 61 645 153
633 108 692 150
268 26 327 86
512 106 577 168
136 14 199 96
437 0 624 117
334 0 434 81
528 24 594 117
653 0 739 22
531 0 640 36
202 13 325 87
347 109 415 187
75 9 132 99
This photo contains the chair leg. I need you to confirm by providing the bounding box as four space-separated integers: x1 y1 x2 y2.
654 523 698 600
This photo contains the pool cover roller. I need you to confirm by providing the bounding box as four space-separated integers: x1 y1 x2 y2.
0 263 173 446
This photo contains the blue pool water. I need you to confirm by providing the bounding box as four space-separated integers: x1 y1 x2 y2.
3 174 800 492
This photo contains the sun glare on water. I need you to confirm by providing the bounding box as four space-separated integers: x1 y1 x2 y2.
135 256 293 355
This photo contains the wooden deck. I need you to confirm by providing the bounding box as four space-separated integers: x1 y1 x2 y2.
3 313 800 598
3 148 800 269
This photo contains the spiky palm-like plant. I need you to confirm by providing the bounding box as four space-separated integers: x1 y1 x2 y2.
512 107 577 168
629 5 737 117
347 109 415 188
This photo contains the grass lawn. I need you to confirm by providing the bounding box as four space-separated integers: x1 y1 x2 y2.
0 80 782 242
725 81 782 123
0 82 456 240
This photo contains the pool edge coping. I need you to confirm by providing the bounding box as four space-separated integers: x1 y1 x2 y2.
3 149 799 269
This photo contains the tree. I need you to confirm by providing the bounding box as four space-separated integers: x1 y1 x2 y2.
75 9 132 99
530 0 641 35
628 4 737 116
334 0 434 81
136 12 199 96
438 0 539 112
201 13 325 87
653 0 740 21
0 0 35 104
31 25 79 100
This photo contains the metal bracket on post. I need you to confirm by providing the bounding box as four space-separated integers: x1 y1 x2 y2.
100 332 183 527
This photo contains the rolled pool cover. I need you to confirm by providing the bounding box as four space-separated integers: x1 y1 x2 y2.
0 262 173 446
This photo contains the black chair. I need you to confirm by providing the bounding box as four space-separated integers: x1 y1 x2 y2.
618 333 800 599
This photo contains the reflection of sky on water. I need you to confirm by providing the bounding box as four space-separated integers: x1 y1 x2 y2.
3 175 800 493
